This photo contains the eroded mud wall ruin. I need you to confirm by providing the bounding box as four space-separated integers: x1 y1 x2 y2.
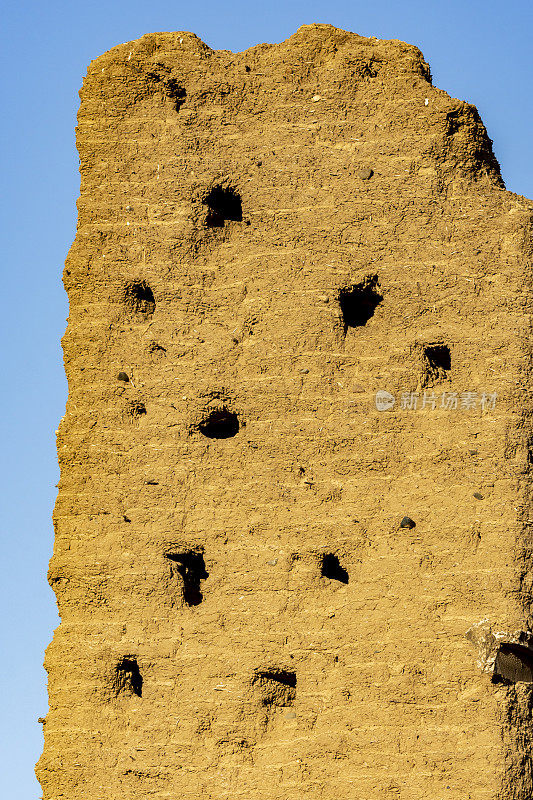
38 24 533 800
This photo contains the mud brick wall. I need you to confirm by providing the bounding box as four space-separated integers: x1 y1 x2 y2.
38 24 533 800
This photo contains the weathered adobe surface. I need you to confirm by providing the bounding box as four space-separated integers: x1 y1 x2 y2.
38 23 533 800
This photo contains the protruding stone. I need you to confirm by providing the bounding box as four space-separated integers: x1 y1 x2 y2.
399 516 416 529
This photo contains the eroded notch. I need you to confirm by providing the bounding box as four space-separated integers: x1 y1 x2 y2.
339 275 383 333
203 186 242 227
115 657 143 697
165 550 209 606
252 669 297 707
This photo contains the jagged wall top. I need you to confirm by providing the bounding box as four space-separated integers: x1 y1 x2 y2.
78 23 502 198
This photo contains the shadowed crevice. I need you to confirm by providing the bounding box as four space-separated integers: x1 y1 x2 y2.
339 275 383 333
198 408 240 439
321 553 349 584
165 550 209 606
203 186 242 227
115 658 143 697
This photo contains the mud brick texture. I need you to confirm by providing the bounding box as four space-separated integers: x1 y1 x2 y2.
38 23 533 800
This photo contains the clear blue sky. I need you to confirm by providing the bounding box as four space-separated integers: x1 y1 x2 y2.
1 1 531 797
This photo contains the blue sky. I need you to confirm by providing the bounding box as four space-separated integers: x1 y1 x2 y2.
1 1 532 797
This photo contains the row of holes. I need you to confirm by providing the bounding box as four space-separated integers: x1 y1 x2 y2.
115 658 297 702
123 281 385 332
123 272 382 333
122 278 453 378
121 188 452 364
121 342 451 435
123 356 451 433
115 639 533 701
122 402 240 438
164 550 349 608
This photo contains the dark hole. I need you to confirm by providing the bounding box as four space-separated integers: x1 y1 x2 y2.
254 669 297 688
445 110 462 136
252 669 297 708
146 64 165 83
339 275 383 332
125 401 146 420
146 68 186 112
165 551 209 606
425 345 451 372
361 61 379 79
493 643 533 684
423 344 451 385
199 407 239 439
165 79 186 111
203 186 242 227
115 657 143 697
124 281 155 318
321 553 349 584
